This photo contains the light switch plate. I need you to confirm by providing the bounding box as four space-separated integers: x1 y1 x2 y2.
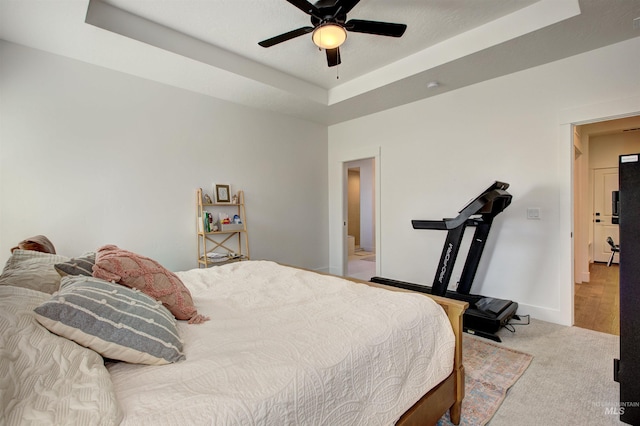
527 208 541 220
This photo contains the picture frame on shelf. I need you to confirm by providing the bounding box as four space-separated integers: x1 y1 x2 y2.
215 184 231 203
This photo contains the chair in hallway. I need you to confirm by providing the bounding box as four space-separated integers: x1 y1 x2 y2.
607 236 620 267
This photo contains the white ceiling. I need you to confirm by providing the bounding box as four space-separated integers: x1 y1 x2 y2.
1 0 639 125
99 0 539 89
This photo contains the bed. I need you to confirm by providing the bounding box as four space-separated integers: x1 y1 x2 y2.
0 247 466 425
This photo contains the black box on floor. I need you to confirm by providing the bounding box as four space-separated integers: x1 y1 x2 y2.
449 293 519 334
463 302 518 334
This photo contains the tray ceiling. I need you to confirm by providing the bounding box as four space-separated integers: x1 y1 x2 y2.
1 0 639 124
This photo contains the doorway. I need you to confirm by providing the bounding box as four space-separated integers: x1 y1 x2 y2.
573 115 640 334
345 158 376 281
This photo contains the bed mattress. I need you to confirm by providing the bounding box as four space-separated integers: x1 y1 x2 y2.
107 260 455 425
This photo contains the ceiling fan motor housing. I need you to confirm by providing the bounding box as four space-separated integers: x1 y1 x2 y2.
258 0 407 67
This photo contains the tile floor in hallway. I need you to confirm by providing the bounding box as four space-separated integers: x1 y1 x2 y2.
347 249 376 281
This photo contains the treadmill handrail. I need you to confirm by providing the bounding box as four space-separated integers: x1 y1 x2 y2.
455 188 511 225
412 183 512 231
411 220 449 230
458 181 509 213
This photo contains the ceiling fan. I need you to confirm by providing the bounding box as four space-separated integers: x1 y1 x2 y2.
258 0 407 67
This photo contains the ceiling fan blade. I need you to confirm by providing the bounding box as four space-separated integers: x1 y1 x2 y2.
326 47 341 67
337 0 361 15
285 0 322 18
346 19 407 37
258 26 314 47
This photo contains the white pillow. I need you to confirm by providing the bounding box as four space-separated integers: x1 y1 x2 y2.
0 249 70 294
0 285 122 424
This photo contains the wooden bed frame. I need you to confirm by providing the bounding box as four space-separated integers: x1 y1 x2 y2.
360 280 468 426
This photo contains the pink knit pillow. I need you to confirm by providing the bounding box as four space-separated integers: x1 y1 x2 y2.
92 245 208 324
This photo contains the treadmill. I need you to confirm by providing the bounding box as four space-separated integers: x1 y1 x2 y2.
371 181 518 342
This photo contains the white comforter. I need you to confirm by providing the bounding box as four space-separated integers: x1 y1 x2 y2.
108 261 455 425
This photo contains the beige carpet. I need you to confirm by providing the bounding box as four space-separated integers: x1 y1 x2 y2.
489 319 621 426
437 335 533 426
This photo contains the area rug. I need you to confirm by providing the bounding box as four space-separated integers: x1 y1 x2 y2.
437 336 533 426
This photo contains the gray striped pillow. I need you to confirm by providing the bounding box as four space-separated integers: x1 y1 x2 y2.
54 253 96 277
34 276 185 365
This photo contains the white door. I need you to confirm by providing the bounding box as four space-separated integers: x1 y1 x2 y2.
593 167 619 263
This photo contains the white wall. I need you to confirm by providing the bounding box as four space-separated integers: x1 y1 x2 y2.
590 132 640 169
328 37 640 325
0 41 329 272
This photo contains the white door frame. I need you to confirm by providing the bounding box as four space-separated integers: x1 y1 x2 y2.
560 95 640 326
329 146 381 277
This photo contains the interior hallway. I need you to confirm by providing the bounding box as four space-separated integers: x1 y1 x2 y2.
574 262 619 336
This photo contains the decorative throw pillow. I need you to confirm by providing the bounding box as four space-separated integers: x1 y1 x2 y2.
34 275 185 365
0 249 70 294
55 253 96 277
1 285 122 424
92 245 208 324
10 234 57 254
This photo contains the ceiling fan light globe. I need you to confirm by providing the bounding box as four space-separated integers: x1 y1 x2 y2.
312 24 347 49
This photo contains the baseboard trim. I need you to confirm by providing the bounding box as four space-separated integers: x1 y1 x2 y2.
514 303 570 327
576 271 590 283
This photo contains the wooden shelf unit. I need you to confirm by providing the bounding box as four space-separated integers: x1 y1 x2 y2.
196 188 250 268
